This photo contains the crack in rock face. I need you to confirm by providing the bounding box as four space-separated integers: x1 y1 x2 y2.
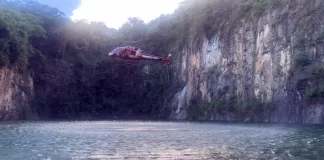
170 2 324 123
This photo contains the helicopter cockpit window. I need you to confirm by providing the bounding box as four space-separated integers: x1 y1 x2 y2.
112 47 121 53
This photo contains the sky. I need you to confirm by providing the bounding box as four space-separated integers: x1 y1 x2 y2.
70 0 184 29
36 0 81 17
36 0 184 29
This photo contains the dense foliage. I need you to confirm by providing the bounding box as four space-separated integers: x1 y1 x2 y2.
0 0 176 119
0 5 46 70
1 0 322 120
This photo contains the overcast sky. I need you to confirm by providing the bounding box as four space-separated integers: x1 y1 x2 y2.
70 0 184 29
38 0 183 29
37 0 184 29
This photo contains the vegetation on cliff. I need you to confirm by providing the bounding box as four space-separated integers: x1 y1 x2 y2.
1 0 324 121
0 0 175 119
183 0 324 122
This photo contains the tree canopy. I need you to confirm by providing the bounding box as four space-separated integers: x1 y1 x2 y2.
0 0 296 120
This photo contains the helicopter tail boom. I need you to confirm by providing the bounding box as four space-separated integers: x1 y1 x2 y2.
140 51 172 65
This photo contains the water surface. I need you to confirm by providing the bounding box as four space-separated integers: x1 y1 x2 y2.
0 121 324 160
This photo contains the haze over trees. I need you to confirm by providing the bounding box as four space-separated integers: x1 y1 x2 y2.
1 0 322 120
0 0 176 119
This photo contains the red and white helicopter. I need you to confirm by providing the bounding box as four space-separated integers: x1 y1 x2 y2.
108 46 172 65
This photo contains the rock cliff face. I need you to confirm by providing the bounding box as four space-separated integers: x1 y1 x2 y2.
0 68 36 120
170 1 324 124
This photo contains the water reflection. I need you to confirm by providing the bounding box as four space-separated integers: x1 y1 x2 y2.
0 121 323 159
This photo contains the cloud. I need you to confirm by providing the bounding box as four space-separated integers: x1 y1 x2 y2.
70 0 184 29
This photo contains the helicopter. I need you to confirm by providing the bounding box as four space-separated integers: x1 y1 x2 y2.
108 46 172 65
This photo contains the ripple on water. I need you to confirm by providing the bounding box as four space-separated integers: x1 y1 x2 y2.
0 121 324 159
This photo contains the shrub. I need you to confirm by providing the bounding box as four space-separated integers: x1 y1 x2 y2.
294 53 310 67
305 66 324 103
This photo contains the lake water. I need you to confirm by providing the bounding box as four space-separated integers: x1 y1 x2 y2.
0 121 324 160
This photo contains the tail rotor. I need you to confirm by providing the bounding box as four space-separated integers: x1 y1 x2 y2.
165 51 173 65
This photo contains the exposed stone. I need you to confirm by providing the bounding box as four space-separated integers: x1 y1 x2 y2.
170 85 187 119
303 105 324 124
0 68 36 120
170 2 324 124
